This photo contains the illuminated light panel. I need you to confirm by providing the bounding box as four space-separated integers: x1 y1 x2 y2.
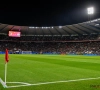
87 7 94 14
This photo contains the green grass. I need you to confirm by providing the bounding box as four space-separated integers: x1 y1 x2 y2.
0 54 100 90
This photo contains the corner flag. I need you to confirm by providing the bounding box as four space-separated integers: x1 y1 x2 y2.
5 49 9 63
5 49 9 84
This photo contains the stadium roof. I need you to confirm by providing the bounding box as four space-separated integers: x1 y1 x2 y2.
0 18 100 36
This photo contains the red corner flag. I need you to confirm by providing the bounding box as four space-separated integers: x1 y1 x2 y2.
5 49 9 63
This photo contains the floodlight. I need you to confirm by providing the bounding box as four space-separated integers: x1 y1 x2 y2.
29 27 34 28
87 7 94 14
59 26 62 28
95 24 99 26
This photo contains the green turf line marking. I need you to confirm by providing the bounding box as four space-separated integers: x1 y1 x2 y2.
0 78 8 88
7 82 31 85
7 77 100 88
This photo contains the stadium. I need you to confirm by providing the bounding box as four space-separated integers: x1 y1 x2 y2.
0 18 100 55
0 17 100 90
0 1 100 88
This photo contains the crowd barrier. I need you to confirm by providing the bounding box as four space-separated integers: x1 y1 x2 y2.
0 51 98 56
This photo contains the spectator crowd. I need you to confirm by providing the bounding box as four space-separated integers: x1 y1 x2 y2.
0 34 100 55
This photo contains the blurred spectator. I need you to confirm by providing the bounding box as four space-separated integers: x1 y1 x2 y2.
0 34 100 55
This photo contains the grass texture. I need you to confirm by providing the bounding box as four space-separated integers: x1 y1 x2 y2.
0 54 100 90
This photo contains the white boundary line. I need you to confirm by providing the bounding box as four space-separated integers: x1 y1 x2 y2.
7 82 31 85
7 77 100 88
0 78 7 88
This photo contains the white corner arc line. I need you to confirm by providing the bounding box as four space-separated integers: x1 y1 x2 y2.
7 77 100 88
7 82 31 85
0 78 8 88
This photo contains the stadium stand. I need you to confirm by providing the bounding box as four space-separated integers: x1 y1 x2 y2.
0 18 100 55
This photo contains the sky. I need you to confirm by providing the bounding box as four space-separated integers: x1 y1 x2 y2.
0 0 100 26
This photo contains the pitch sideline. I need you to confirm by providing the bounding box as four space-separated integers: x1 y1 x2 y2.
3 77 100 88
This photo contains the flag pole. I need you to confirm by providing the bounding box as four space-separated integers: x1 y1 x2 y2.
4 49 9 85
5 63 7 84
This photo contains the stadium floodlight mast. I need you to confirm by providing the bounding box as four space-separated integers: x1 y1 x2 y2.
87 7 94 23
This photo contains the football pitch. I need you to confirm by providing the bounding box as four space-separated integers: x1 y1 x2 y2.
0 54 100 90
